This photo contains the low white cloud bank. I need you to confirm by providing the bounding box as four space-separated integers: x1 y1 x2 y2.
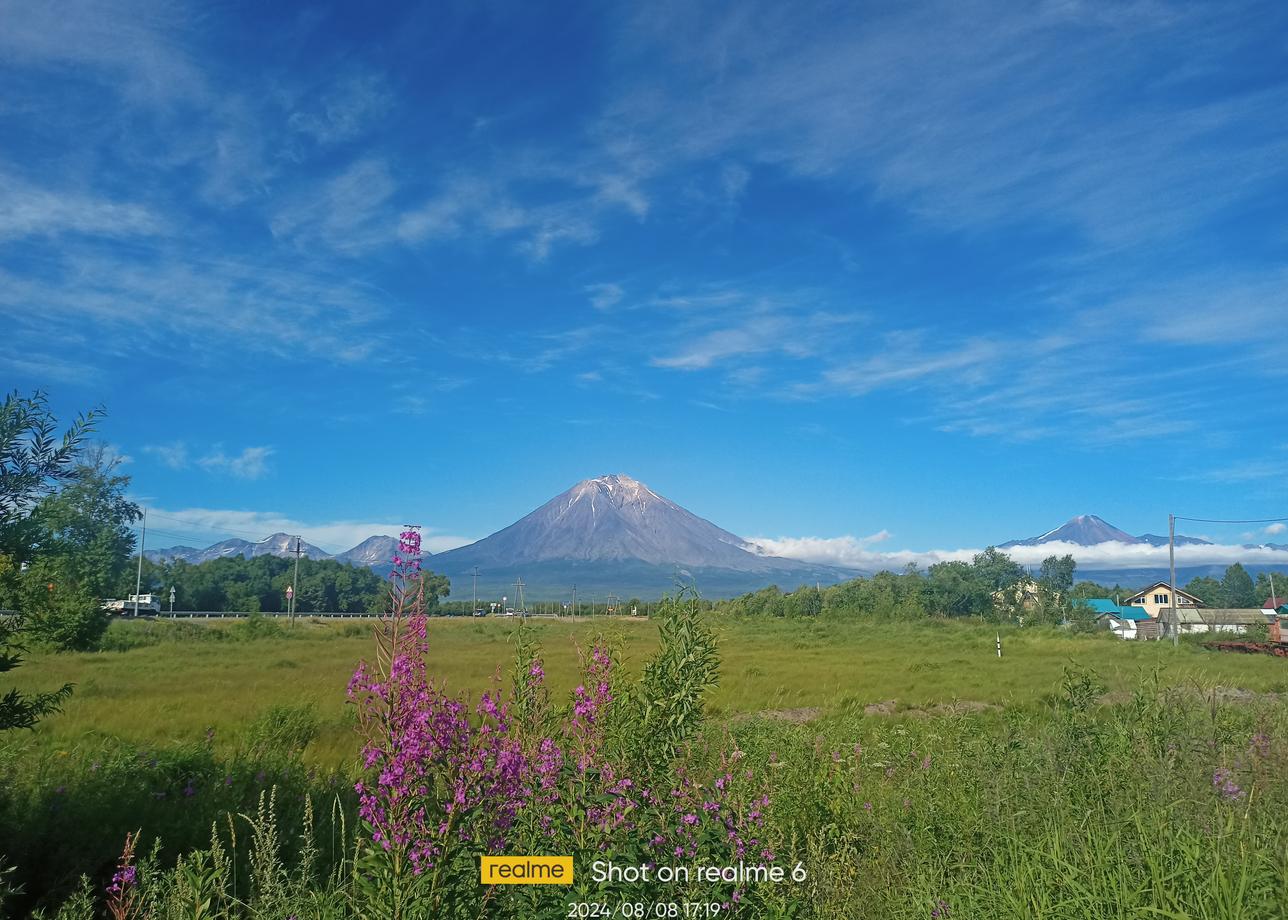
748 535 1288 573
144 507 475 556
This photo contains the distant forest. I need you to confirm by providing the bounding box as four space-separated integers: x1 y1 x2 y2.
134 555 449 614
708 551 1277 622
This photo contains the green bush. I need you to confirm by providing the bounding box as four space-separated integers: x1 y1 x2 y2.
243 703 319 760
228 613 284 642
93 618 224 652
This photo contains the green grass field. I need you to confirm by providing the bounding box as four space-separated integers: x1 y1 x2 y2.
8 616 1286 765
4 614 1287 917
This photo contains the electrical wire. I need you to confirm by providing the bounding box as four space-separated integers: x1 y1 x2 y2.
1174 515 1288 525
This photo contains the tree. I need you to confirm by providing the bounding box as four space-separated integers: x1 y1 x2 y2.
1184 575 1222 606
1219 563 1256 608
18 450 140 648
927 561 988 616
0 391 100 731
1253 571 1285 607
1038 555 1077 599
971 547 1026 592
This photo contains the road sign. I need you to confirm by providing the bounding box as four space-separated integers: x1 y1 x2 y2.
286 586 294 599
169 587 176 601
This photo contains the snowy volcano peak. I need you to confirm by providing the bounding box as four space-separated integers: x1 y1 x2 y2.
431 473 824 571
569 473 665 511
1003 514 1139 547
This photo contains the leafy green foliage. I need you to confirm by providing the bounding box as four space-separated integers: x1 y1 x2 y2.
133 554 421 615
631 588 720 770
1 392 103 729
1219 562 1257 608
723 547 1059 622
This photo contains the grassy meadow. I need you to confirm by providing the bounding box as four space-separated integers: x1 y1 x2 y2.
2 614 1287 918
6 616 1287 764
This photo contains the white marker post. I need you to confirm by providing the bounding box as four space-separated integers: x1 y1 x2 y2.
996 633 1002 658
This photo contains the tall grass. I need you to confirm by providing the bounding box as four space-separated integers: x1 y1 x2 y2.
2 616 1285 917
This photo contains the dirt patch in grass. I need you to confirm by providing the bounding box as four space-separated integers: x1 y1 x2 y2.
864 698 998 717
751 707 824 723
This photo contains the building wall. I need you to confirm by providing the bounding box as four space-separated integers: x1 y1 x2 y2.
1125 587 1199 619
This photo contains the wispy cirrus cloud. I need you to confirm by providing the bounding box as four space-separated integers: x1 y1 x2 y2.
144 442 274 480
609 0 1288 248
0 167 165 241
585 282 624 311
0 247 391 364
143 442 189 470
196 446 274 480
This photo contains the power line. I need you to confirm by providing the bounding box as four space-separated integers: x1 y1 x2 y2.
1174 515 1288 525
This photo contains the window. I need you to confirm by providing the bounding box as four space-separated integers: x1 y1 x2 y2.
1154 593 1168 604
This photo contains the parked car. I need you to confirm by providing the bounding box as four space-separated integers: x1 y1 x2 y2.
102 594 161 614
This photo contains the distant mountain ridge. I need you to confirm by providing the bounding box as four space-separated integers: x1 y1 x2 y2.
1001 514 1213 548
145 532 397 567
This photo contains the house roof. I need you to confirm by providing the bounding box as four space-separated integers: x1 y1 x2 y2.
1123 582 1204 605
1112 610 1152 622
1084 599 1123 614
1084 599 1148 619
1262 596 1288 610
1174 608 1267 625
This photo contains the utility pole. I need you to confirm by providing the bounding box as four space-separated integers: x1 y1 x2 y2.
290 536 302 627
472 566 480 614
133 508 146 616
513 578 526 615
1168 514 1178 647
572 584 577 617
169 585 175 616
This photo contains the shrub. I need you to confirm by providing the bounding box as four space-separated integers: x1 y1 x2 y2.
228 613 284 642
243 703 319 760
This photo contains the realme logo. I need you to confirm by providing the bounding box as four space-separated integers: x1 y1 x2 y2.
480 856 574 885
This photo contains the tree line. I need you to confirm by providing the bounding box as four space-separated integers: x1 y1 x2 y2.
133 554 449 615
711 548 1087 623
712 553 1281 622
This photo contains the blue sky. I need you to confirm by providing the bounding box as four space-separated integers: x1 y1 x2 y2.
3 0 1287 567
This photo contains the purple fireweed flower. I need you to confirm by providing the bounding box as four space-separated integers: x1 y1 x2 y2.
1212 768 1245 801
